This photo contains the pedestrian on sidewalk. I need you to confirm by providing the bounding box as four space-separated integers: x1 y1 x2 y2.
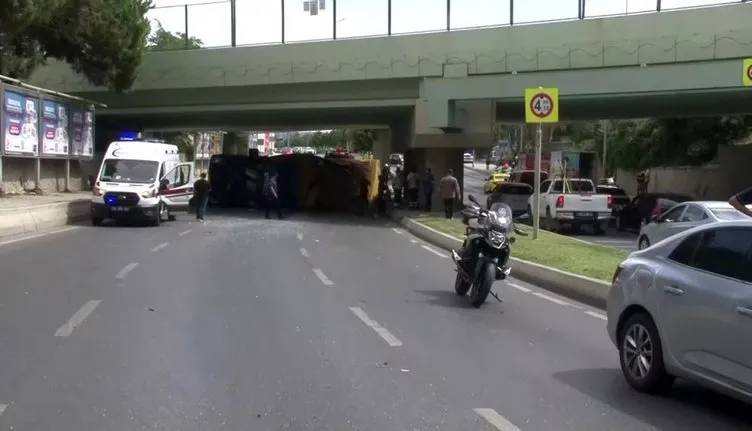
193 172 211 221
262 170 283 219
423 168 435 211
439 169 461 219
485 155 491 171
393 167 404 206
406 170 418 209
729 186 752 218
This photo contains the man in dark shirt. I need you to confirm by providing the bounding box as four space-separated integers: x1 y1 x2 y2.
193 172 211 221
729 186 752 218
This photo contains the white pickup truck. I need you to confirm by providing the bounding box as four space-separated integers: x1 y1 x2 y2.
527 178 612 234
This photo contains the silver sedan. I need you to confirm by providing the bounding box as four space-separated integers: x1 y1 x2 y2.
608 221 752 402
637 201 748 250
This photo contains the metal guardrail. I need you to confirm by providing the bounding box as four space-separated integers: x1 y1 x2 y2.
146 0 749 51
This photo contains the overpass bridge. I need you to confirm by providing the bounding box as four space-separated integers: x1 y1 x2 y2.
29 1 752 186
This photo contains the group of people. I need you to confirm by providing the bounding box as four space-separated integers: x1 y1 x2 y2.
379 165 461 219
190 168 285 222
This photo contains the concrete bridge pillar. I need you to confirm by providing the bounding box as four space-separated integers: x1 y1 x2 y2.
222 132 247 155
371 129 391 165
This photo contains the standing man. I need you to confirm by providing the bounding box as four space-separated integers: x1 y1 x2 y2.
423 168 435 211
406 170 419 209
193 172 210 222
729 186 752 218
393 167 404 207
439 169 461 219
262 170 283 219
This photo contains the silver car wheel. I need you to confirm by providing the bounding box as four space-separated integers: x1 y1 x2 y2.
623 323 653 380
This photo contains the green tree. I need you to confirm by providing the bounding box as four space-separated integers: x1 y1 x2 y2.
148 22 203 50
0 0 152 91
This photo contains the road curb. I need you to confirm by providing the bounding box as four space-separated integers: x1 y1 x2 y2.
0 199 89 239
399 216 610 310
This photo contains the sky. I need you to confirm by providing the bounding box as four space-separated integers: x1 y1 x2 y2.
148 0 736 48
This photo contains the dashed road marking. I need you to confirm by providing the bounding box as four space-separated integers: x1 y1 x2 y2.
508 282 531 293
0 226 79 248
349 307 403 347
473 408 521 431
54 300 101 337
151 242 169 252
585 310 607 321
300 247 310 258
312 268 333 286
410 239 418 244
0 404 7 416
421 244 449 259
115 262 139 280
297 233 303 241
178 229 192 237
531 291 574 307
391 227 406 236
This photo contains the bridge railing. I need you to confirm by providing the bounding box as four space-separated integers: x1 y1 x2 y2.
146 0 747 50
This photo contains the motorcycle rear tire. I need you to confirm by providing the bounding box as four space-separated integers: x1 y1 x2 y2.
470 262 495 308
454 271 470 296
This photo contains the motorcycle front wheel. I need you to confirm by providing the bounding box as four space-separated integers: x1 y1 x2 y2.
470 262 495 308
454 271 470 296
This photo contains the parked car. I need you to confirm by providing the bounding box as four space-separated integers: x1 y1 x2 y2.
607 221 752 402
637 201 748 250
463 152 475 165
528 178 612 234
508 170 548 189
483 172 510 194
615 193 693 232
486 182 533 217
596 184 630 217
389 153 404 166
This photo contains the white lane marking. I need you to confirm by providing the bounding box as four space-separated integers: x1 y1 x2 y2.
348 307 403 347
421 244 449 259
410 239 418 244
178 229 192 237
0 404 7 416
585 310 608 321
115 262 139 280
54 300 101 337
151 242 169 252
391 227 406 236
531 291 574 307
300 247 310 258
473 408 521 431
297 233 303 241
312 268 333 286
508 282 531 293
0 226 79 247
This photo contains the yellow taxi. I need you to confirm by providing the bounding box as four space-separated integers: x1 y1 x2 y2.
484 171 510 193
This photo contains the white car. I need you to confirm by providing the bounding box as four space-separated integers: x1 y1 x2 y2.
608 221 752 402
638 201 748 249
91 141 195 226
463 153 474 165
528 178 612 234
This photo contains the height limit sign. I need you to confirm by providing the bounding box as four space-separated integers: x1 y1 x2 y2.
525 87 559 123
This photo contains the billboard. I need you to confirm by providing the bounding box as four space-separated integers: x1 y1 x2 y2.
70 108 94 158
3 90 39 156
41 99 69 157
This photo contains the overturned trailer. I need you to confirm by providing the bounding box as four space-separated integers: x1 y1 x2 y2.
209 152 379 212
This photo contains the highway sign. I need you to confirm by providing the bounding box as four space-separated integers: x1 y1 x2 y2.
525 87 559 123
744 59 752 87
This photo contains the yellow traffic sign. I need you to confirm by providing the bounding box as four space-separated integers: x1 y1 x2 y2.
525 87 559 123
744 59 752 87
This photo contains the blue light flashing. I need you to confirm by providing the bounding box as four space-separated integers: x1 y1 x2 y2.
118 131 139 141
105 195 118 206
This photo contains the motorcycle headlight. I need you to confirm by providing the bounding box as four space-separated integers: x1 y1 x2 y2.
489 230 506 245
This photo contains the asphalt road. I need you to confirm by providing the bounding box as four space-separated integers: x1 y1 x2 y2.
0 210 749 430
463 166 638 252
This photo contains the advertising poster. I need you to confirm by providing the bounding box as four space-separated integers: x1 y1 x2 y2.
41 100 69 156
3 90 39 156
70 108 93 158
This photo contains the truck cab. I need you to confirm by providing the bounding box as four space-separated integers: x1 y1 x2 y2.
90 141 195 226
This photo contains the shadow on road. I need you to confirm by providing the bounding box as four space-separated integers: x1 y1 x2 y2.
413 289 475 309
554 368 752 429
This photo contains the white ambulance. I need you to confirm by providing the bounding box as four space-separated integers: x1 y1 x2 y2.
90 140 195 226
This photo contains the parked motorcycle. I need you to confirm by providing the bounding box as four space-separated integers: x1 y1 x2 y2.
452 195 526 307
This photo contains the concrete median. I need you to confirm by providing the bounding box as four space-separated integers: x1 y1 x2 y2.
399 216 610 309
0 199 89 239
